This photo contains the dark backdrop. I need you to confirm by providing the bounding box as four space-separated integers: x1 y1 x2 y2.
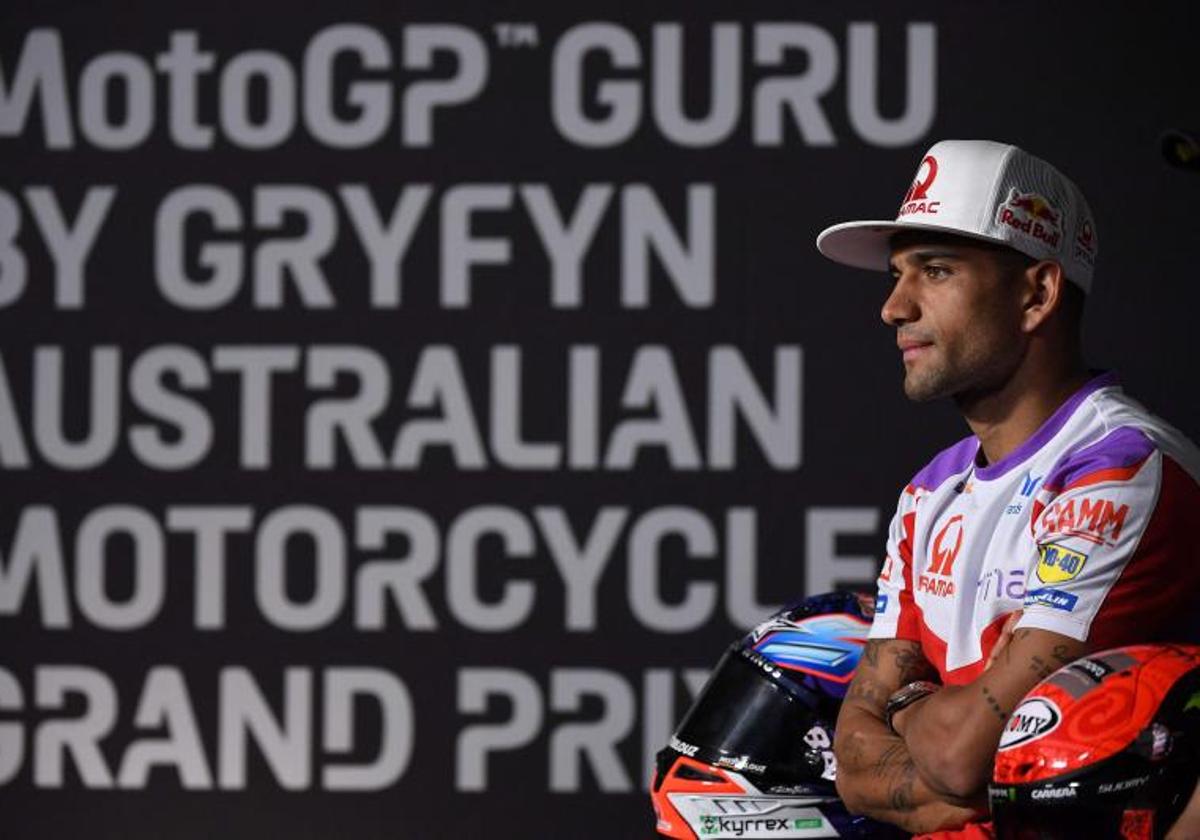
1 2 1197 837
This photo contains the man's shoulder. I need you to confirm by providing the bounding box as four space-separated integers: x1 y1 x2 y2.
906 435 977 494
1044 387 1200 493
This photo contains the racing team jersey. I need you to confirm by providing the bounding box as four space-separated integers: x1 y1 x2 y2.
869 372 1200 684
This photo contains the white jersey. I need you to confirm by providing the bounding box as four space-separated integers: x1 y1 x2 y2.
870 372 1200 685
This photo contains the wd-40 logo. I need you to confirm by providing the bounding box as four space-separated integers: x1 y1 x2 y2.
753 613 870 683
997 189 1062 248
1039 496 1129 545
999 697 1061 750
898 155 940 217
1036 543 1087 583
919 515 963 597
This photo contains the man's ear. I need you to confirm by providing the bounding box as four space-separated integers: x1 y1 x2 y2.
1020 260 1066 334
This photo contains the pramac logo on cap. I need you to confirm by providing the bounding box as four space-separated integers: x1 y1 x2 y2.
898 155 940 217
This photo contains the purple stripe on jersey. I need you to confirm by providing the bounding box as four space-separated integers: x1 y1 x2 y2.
975 370 1119 481
911 436 977 491
1042 425 1156 491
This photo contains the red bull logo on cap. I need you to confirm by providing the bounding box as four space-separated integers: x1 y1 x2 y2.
997 189 1062 249
897 155 941 217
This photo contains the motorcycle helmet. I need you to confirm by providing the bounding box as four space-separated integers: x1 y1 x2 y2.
990 643 1200 839
651 591 903 839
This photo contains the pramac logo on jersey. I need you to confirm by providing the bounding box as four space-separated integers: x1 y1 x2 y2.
919 514 963 597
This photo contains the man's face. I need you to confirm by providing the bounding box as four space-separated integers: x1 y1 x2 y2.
883 237 1027 403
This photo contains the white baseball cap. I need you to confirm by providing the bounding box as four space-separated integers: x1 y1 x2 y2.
816 140 1098 292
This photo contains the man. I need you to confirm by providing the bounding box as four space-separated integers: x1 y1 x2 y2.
814 140 1200 837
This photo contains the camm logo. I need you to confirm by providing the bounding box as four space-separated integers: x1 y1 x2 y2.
1039 496 1129 544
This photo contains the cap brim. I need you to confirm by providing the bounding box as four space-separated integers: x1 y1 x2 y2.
815 220 1011 272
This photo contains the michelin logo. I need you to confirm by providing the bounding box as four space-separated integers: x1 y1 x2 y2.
1024 587 1078 612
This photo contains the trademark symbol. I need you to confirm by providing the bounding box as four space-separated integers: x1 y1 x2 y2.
494 23 539 48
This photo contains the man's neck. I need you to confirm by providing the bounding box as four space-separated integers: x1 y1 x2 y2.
958 360 1091 468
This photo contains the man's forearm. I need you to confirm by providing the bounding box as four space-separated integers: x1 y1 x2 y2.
891 630 1085 799
835 705 982 833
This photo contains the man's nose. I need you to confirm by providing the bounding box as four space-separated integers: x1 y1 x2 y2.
881 272 919 326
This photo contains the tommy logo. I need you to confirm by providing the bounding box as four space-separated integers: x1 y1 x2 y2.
898 155 940 217
919 515 963 597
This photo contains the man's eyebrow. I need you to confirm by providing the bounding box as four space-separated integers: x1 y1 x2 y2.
888 249 967 271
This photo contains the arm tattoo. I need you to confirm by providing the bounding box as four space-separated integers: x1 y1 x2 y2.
871 742 907 778
981 685 1009 722
888 760 918 813
868 739 919 813
893 645 938 684
1050 644 1073 665
1029 654 1054 680
846 679 886 707
863 640 882 668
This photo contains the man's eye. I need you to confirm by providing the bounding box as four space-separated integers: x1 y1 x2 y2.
924 264 952 279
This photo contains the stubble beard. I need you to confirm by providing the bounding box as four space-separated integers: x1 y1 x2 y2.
902 341 1019 405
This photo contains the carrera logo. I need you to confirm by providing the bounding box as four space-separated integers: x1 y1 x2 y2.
997 189 1062 249
897 155 941 217
1036 543 1087 583
999 697 1061 750
1039 496 1129 544
1031 786 1077 800
919 515 962 596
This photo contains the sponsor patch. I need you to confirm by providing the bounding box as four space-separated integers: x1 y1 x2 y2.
897 155 940 217
999 697 1062 750
699 815 799 835
1098 776 1149 795
1031 785 1077 800
1038 496 1129 544
875 594 888 614
997 188 1063 250
989 786 1018 803
670 735 700 758
1036 543 1087 583
1074 218 1097 268
1067 658 1113 683
1024 587 1079 612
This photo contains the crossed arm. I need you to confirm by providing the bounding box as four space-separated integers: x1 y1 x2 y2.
833 620 1087 833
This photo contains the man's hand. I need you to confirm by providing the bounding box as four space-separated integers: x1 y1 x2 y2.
833 639 982 833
